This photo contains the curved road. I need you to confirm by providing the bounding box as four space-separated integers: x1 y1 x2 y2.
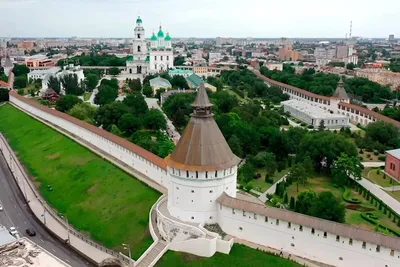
0 153 91 267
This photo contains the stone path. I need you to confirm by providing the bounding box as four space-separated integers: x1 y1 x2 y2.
381 185 400 192
356 177 400 214
135 242 167 267
258 174 288 203
362 161 385 168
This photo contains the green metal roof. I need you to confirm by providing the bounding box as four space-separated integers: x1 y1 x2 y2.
145 55 150 62
157 27 164 37
136 17 142 23
151 34 157 41
165 34 172 41
127 55 134 61
186 74 204 87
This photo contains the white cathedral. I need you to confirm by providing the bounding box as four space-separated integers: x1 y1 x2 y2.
126 16 174 75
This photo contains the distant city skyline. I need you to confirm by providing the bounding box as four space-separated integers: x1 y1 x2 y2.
1 0 399 38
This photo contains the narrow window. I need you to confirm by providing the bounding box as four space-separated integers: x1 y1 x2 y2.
288 222 291 229
254 214 257 220
376 245 380 252
276 219 279 225
155 56 157 60
161 56 163 61
362 242 366 249
209 190 213 193
390 249 394 256
186 171 189 178
137 34 140 39
191 190 194 193
323 232 327 238
196 171 198 178
191 216 194 220
311 228 315 234
215 170 218 177
205 171 208 178
243 210 246 217
209 216 213 219
336 235 340 242
265 216 268 222
232 208 235 214
349 238 353 245
167 56 169 60
299 225 303 231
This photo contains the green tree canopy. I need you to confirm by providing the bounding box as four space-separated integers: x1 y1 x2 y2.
68 102 97 124
95 102 129 130
85 73 99 91
94 85 118 106
55 95 82 112
142 84 153 97
332 153 363 185
123 93 149 115
12 65 29 77
47 76 61 94
60 74 84 95
171 75 189 89
365 121 400 149
143 109 167 131
118 113 142 136
0 88 9 102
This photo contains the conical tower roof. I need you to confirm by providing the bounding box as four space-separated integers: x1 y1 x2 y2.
333 76 349 100
4 56 13 68
165 84 240 171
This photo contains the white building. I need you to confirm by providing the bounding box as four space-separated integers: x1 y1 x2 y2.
283 99 349 128
28 67 60 81
264 62 283 71
125 16 173 75
40 65 84 96
2 56 13 77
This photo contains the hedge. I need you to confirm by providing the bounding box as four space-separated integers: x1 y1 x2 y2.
342 186 361 204
360 213 400 237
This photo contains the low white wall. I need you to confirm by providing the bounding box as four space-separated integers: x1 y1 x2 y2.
199 223 233 255
9 95 169 191
218 205 400 267
168 237 217 257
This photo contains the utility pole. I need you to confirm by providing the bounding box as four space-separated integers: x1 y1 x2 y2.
122 243 132 266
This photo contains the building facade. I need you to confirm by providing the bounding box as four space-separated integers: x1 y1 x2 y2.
385 149 400 182
125 16 173 75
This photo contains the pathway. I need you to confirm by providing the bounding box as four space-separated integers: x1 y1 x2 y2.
145 97 181 144
135 242 167 267
382 185 400 192
362 162 385 168
258 174 288 203
356 177 400 214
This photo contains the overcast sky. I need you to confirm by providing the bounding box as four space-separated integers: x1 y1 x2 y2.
1 0 399 38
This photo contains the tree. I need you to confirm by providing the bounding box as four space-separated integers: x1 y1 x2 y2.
228 135 243 158
123 93 148 115
118 113 142 136
47 76 61 94
55 95 82 112
60 74 84 95
109 67 121 76
297 131 358 172
94 85 118 106
318 120 325 131
365 121 400 149
143 109 167 131
95 102 130 130
128 78 142 92
289 197 296 210
0 88 9 102
68 102 97 124
85 73 99 91
155 88 166 100
13 76 27 89
346 62 355 70
110 124 123 136
310 191 346 223
264 152 277 178
171 75 189 88
287 163 307 192
17 88 24 95
239 163 256 184
332 153 363 185
295 190 317 214
284 193 289 204
174 56 185 66
12 65 29 77
142 84 153 97
213 91 238 113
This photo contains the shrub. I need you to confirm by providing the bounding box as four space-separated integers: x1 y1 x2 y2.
378 156 386 161
17 88 25 95
300 122 307 127
307 125 314 129
376 169 380 175
284 193 289 204
289 197 296 210
366 154 371 158
361 213 378 225
342 186 361 204
359 149 364 154
373 151 379 156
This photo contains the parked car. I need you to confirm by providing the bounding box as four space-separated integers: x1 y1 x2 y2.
0 205 3 211
25 228 36 236
9 227 18 236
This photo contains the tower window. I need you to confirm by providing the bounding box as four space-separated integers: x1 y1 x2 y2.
154 56 157 60
137 34 140 39
191 190 194 193
205 171 208 178
186 171 189 177
336 235 340 242
265 216 268 222
299 225 303 231
196 171 198 178
288 222 291 229
167 56 169 60
362 242 366 249
349 238 353 245
323 232 327 238
138 46 141 52
161 56 163 60
215 171 218 177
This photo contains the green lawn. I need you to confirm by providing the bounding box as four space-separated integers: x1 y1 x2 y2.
83 92 92 101
156 244 302 267
388 191 400 202
362 168 399 188
252 168 290 193
0 104 160 259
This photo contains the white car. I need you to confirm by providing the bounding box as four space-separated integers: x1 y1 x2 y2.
0 205 3 211
9 227 18 236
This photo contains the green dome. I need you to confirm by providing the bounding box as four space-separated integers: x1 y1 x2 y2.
136 17 142 23
157 27 164 37
165 34 172 41
127 55 134 61
151 34 158 41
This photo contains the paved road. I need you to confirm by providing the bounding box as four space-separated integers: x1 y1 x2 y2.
0 153 91 267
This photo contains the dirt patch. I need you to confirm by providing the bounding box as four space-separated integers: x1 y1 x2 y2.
46 153 61 159
87 184 99 194
68 156 92 166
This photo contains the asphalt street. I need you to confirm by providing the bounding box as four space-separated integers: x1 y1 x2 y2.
0 152 91 267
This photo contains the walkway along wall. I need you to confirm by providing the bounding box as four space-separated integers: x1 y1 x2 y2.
8 91 169 191
0 133 131 266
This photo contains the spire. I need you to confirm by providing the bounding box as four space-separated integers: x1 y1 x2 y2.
136 16 142 24
164 83 240 171
333 76 349 100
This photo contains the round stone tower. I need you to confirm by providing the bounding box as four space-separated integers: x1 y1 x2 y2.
164 84 241 224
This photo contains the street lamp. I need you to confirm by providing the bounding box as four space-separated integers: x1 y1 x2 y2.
61 214 70 243
122 243 132 266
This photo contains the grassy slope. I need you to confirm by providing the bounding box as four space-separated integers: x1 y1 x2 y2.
156 244 302 267
0 104 160 259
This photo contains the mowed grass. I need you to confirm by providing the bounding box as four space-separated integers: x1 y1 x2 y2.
0 104 160 259
156 244 302 267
